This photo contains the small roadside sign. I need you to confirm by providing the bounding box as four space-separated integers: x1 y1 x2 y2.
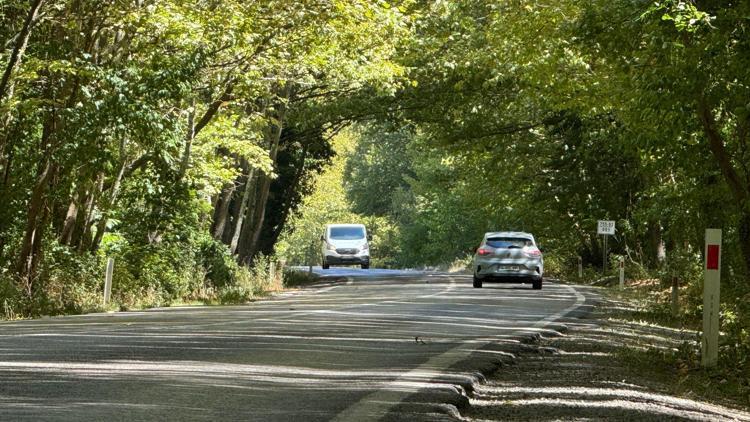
598 220 615 273
597 220 616 235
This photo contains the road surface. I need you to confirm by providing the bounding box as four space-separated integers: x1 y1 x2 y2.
0 269 589 421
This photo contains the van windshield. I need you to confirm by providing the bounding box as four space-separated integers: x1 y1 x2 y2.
329 227 365 240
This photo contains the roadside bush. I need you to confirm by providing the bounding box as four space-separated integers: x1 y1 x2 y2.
283 268 319 287
29 242 103 316
445 254 472 273
197 236 237 289
138 251 191 303
544 251 603 282
541 253 569 279
217 256 280 304
0 273 23 320
102 234 202 308
720 283 750 373
657 248 702 290
364 216 401 268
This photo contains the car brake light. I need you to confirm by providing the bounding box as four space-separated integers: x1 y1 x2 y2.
477 248 493 256
524 247 542 257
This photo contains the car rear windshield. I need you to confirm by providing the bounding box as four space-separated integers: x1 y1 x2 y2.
486 237 533 248
329 226 365 240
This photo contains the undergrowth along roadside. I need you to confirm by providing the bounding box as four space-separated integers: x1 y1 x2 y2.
0 246 319 321
587 280 750 410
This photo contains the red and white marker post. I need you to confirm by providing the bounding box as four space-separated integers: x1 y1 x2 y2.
618 257 624 289
702 229 722 367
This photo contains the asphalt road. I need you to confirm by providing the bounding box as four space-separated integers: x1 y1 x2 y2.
0 269 589 421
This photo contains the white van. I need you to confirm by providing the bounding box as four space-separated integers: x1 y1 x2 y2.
321 224 371 269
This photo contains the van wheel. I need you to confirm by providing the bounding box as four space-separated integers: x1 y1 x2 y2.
473 275 482 288
532 278 542 290
361 264 369 269
322 262 330 270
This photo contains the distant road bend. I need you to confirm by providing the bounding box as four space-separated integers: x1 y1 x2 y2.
0 268 589 421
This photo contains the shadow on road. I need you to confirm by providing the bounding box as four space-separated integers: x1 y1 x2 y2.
0 273 587 421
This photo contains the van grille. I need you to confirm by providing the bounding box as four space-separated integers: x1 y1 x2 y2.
336 248 358 255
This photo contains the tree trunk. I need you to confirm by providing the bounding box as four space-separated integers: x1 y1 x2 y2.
236 87 291 265
16 159 55 283
257 144 309 257
0 0 45 102
77 173 103 252
211 182 237 240
698 99 750 273
90 161 127 251
221 180 243 245
739 210 750 276
178 99 195 180
671 276 679 318
236 175 263 264
243 177 273 264
698 101 747 205
60 192 79 245
230 169 255 254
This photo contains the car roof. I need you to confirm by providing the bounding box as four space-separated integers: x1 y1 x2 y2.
326 224 366 228
484 231 534 240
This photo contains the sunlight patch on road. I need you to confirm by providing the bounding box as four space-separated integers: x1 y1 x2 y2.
471 397 748 422
473 386 750 421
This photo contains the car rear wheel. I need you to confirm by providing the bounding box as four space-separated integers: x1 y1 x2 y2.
322 261 330 270
473 275 483 288
361 264 369 269
532 278 542 290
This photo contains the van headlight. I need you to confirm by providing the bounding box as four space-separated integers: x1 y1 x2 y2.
326 243 336 251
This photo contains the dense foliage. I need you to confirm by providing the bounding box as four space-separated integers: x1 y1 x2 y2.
0 0 409 315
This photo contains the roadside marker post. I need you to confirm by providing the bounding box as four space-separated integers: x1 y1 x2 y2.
269 261 276 284
619 257 624 289
578 256 583 278
702 229 722 368
597 220 616 273
104 257 114 307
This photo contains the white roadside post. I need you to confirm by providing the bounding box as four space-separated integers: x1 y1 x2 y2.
269 261 276 285
578 256 583 278
619 256 625 289
104 257 114 307
597 220 616 273
702 229 722 367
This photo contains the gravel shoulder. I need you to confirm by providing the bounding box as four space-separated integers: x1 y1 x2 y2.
462 291 750 422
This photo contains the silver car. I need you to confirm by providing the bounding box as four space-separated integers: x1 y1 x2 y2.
472 232 544 289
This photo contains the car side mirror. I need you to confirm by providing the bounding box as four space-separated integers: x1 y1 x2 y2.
320 235 325 241
367 234 373 241
538 246 545 253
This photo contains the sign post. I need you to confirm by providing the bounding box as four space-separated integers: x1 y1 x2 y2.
104 257 114 307
269 261 276 285
702 229 721 367
597 221 616 273
619 256 625 289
